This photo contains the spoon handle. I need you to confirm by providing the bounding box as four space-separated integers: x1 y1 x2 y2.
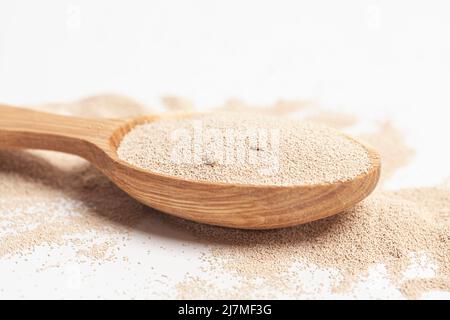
0 104 123 159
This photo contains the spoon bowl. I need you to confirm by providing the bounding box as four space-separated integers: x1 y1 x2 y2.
0 104 381 229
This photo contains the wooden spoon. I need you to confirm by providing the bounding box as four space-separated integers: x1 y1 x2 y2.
0 104 380 229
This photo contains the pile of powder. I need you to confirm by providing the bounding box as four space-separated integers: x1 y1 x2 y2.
174 186 450 299
218 99 313 115
217 100 414 185
360 122 415 183
117 113 371 185
0 95 149 263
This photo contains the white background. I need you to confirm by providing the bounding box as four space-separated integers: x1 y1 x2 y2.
0 0 449 299
1 0 449 185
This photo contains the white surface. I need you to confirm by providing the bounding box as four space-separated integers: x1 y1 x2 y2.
0 0 450 299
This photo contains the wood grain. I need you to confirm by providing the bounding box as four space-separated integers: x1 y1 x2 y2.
0 104 381 229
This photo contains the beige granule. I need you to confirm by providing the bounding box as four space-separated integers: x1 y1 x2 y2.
305 111 358 129
220 101 415 185
39 94 147 118
117 113 371 185
0 150 145 261
161 96 195 112
76 242 114 262
360 122 415 183
400 277 450 299
219 99 313 115
174 186 450 299
0 95 149 262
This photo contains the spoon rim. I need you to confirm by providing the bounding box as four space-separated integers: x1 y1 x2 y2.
107 114 381 190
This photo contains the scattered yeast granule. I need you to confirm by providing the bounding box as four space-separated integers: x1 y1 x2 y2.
174 186 450 299
117 113 371 185
0 95 149 263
